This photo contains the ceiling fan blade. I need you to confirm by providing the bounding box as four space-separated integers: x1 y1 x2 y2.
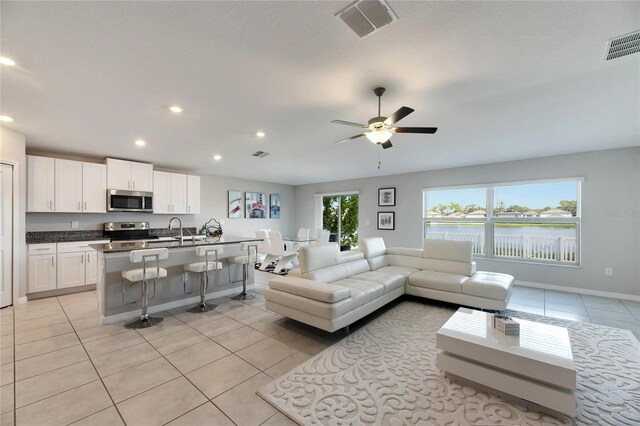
331 119 367 128
384 107 414 125
334 134 366 144
393 127 438 134
380 140 393 149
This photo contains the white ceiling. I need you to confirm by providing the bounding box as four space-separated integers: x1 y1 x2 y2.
1 1 639 185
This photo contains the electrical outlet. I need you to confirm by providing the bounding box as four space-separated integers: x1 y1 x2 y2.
71 221 79 229
605 267 613 276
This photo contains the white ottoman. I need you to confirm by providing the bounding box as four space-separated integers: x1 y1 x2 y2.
462 271 514 309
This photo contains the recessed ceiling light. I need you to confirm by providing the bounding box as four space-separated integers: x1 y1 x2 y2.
169 105 183 113
256 131 265 138
134 139 146 147
213 154 222 161
0 115 14 123
0 57 16 66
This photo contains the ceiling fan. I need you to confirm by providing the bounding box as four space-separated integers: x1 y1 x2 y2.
332 87 437 149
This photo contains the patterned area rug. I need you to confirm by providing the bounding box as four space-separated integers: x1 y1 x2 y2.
257 301 640 425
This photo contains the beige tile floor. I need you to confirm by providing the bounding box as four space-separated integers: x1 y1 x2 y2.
2 271 639 425
0 272 342 426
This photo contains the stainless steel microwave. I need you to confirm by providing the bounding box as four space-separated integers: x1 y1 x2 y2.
107 190 153 212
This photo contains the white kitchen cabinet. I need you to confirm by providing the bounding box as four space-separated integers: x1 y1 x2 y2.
82 163 107 212
187 175 201 214
27 156 55 212
85 251 98 285
131 162 153 191
57 252 85 288
153 171 189 214
106 158 153 191
28 241 107 294
153 171 171 214
171 173 188 214
55 159 83 212
28 243 57 293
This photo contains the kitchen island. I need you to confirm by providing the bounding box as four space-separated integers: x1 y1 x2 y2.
91 236 262 324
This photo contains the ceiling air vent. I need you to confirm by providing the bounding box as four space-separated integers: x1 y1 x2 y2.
337 0 397 38
252 151 270 158
605 30 640 61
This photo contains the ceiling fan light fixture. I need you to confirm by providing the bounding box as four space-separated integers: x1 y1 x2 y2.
366 129 393 144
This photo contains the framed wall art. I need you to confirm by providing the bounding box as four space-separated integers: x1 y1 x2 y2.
270 194 281 219
228 190 243 218
378 187 396 206
377 211 395 230
245 192 268 218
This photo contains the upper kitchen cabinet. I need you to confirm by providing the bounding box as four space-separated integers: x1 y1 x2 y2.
55 159 83 212
187 175 201 214
106 158 153 192
153 171 196 214
55 159 107 213
27 155 55 212
82 162 107 212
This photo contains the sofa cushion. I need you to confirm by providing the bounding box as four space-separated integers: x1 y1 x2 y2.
423 239 473 263
408 270 468 293
332 278 385 306
376 265 419 278
303 264 347 283
264 288 355 319
341 258 371 277
299 243 340 274
387 247 422 258
268 276 351 303
367 255 389 271
351 271 405 294
360 237 387 258
339 251 365 263
463 271 514 300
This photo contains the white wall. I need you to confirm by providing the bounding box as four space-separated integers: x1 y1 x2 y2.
0 126 27 300
26 173 295 237
295 147 640 297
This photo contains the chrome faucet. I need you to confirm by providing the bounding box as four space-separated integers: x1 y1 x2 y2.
168 217 183 243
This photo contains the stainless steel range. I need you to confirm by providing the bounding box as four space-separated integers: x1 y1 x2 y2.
103 222 158 243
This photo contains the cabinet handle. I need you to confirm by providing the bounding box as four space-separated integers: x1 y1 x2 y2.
49 200 53 210
81 255 83 264
87 255 90 264
51 257 54 267
128 180 131 189
133 181 136 189
34 248 49 251
78 201 81 210
188 205 190 212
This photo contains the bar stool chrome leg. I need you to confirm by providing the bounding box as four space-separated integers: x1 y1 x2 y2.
187 271 217 313
231 263 256 300
125 278 163 329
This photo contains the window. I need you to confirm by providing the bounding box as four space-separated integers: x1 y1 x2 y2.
322 194 359 250
423 179 581 264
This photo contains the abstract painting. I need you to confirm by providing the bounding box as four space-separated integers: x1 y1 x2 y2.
228 190 243 218
270 194 281 219
246 192 267 218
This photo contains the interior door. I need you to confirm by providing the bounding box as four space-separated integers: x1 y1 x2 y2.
55 159 83 212
82 162 107 212
0 164 13 307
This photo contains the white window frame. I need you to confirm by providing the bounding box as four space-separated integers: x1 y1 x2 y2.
422 179 582 266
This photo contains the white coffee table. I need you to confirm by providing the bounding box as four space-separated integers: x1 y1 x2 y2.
436 308 576 416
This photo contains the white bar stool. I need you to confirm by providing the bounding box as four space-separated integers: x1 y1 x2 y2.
228 242 258 300
122 248 169 329
184 246 223 313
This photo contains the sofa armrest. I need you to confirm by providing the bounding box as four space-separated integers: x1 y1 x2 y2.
471 261 477 275
268 276 351 303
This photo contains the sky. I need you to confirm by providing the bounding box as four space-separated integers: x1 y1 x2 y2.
425 181 578 211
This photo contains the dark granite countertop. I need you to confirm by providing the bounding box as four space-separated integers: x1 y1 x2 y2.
91 236 262 253
26 228 197 244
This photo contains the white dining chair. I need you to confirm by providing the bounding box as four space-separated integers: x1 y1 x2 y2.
269 231 298 273
257 229 279 270
314 229 330 244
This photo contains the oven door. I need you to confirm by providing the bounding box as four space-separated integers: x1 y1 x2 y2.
107 190 154 212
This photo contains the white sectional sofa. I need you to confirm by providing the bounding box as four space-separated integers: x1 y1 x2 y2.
264 237 514 332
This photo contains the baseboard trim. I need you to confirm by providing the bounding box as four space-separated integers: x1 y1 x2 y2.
515 280 640 302
17 296 28 304
101 284 256 325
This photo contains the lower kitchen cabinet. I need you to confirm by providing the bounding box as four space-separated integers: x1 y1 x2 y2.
28 240 108 294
